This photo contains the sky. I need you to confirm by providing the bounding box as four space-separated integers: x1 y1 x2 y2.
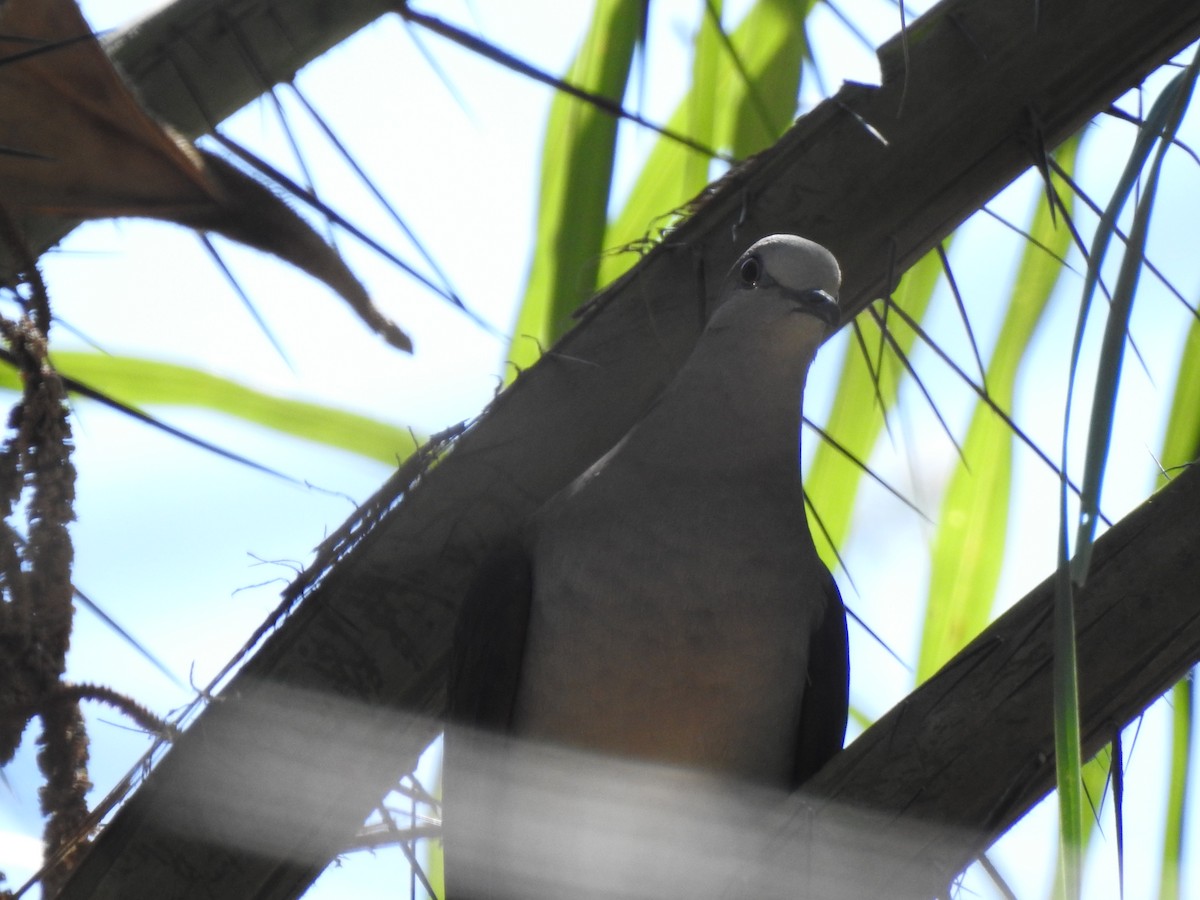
2 1 1199 898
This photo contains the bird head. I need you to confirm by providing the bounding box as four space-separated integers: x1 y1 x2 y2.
714 235 842 336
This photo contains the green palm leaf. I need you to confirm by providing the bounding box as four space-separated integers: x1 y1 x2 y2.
919 135 1081 681
25 352 417 464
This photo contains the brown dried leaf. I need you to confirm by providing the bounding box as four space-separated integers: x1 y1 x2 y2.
0 0 411 352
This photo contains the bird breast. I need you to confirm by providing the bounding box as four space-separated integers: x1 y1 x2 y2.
512 471 825 786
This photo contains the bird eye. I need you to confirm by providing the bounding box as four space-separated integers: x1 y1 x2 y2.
739 255 762 286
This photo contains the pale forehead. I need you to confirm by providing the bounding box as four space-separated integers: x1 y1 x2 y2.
744 235 841 295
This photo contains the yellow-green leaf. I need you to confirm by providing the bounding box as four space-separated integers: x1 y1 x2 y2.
508 0 643 372
24 352 418 464
598 0 816 289
806 247 944 566
918 135 1080 680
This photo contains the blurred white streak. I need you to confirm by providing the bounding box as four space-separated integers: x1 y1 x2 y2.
131 680 973 897
145 681 437 862
445 728 974 899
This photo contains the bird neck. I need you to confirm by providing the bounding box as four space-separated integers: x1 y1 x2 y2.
630 321 820 479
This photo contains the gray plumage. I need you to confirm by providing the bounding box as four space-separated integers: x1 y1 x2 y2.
445 234 849 893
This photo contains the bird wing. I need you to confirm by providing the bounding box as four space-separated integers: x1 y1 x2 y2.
791 564 850 788
447 536 535 731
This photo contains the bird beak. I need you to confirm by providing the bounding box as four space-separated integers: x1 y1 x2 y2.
790 288 840 329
